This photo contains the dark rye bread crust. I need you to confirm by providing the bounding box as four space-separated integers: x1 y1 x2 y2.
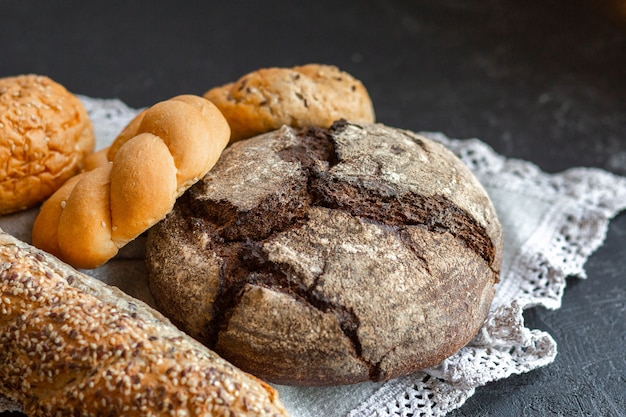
146 121 503 386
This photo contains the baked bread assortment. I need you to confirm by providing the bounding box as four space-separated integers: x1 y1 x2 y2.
31 94 230 269
0 228 289 416
0 63 504 410
145 120 503 385
204 64 375 143
0 74 94 215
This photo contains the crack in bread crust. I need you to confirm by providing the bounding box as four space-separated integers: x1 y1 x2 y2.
177 122 495 265
146 122 502 385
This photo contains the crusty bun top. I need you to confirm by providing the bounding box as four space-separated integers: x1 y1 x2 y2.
204 64 375 143
0 74 94 214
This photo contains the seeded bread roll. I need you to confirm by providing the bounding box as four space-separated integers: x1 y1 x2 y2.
146 121 503 385
31 95 230 269
0 228 289 416
204 64 375 143
0 75 94 215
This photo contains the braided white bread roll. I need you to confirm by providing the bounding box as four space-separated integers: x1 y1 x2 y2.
32 95 230 269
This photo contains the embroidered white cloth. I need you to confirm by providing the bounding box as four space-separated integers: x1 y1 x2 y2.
2 96 626 416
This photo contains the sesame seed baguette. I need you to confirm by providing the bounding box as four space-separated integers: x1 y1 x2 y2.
32 94 230 269
0 229 289 417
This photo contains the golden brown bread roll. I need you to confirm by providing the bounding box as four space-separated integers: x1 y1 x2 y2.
0 228 289 416
31 94 230 269
204 64 375 143
0 74 94 215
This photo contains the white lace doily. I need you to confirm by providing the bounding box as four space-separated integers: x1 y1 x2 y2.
2 96 626 416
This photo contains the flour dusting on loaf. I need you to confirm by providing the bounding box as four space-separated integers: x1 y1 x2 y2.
146 121 503 385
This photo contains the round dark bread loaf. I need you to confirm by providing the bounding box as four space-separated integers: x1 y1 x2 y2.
145 120 503 386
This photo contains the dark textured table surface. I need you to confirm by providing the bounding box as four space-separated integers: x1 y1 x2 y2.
1 1 625 416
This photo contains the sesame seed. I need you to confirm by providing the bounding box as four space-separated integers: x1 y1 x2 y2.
0 235 288 416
